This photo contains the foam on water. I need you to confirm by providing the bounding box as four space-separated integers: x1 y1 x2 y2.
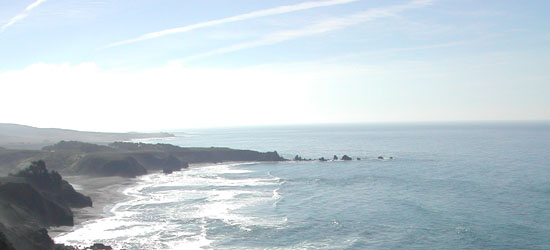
57 123 550 249
55 163 285 249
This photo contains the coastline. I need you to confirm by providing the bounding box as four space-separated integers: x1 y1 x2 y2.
48 175 141 238
48 162 238 240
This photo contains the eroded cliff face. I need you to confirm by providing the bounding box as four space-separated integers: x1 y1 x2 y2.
75 153 148 178
0 161 93 250
0 230 16 250
11 160 92 208
0 221 53 250
0 182 74 226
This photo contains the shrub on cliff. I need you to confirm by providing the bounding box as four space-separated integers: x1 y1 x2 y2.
13 160 62 187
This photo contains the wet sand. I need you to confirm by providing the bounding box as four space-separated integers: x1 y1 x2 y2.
48 175 140 237
48 163 214 238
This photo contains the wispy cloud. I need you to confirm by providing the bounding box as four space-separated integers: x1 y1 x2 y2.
26 0 47 11
105 0 358 48
1 14 29 32
1 0 48 32
180 0 435 62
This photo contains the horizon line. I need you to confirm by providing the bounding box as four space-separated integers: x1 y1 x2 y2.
3 119 548 133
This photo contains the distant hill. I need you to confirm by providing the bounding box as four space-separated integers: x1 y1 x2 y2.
0 123 174 150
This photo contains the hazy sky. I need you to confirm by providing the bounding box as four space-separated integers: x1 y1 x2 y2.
1 0 549 132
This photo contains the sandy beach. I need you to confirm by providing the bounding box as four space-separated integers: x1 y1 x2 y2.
48 163 215 238
48 175 141 238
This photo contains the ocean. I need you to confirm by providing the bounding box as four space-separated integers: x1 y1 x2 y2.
55 122 550 249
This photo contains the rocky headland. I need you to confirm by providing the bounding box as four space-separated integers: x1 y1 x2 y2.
0 140 286 249
0 136 365 249
0 140 285 177
0 161 93 250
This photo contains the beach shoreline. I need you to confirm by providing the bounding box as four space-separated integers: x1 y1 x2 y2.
48 162 239 239
48 175 141 238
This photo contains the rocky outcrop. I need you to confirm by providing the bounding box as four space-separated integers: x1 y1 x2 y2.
0 222 54 250
294 155 360 162
1 208 53 250
341 155 352 161
0 229 15 250
11 160 92 208
0 161 94 250
0 182 74 226
0 161 93 228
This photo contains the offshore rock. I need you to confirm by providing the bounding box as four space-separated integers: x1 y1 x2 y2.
341 155 352 161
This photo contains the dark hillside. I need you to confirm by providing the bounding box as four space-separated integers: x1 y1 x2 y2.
11 160 92 208
0 161 92 250
0 141 285 178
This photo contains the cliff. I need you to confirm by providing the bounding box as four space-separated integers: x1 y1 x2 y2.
0 230 16 250
0 182 73 226
11 160 92 208
0 141 285 178
0 161 92 250
0 137 286 249
110 142 285 163
75 154 148 178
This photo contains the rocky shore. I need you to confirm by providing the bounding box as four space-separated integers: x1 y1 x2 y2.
0 141 287 249
0 141 285 177
0 160 99 250
0 140 367 249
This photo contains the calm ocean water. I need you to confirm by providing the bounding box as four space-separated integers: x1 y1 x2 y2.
56 122 550 249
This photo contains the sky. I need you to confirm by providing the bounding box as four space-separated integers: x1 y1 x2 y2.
0 0 549 132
